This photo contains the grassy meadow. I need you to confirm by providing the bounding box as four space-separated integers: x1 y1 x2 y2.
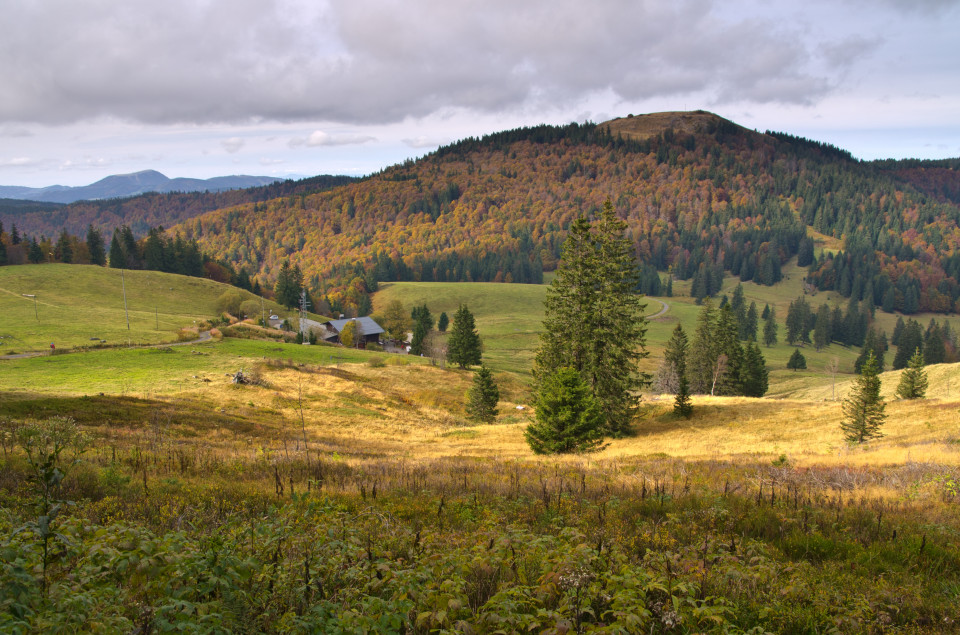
2 264 960 632
0 264 301 353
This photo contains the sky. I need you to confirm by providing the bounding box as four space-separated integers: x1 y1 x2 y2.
1 0 958 188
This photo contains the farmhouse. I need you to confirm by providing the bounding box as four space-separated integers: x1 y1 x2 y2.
322 316 384 347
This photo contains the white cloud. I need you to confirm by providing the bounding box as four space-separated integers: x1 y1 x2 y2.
221 137 246 154
1 157 40 167
290 130 377 147
402 136 448 149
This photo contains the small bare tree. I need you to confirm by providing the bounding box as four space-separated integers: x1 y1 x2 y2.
710 354 728 397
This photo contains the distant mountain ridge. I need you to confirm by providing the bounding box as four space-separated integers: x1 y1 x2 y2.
0 170 283 204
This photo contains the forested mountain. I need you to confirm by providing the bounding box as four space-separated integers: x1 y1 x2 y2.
0 174 360 239
163 111 960 316
5 111 960 319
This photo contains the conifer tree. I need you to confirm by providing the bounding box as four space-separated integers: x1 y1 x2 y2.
895 349 928 399
533 201 648 437
525 368 606 454
713 304 743 395
763 307 778 347
739 342 769 397
437 312 449 332
86 225 106 266
466 365 499 423
892 320 923 370
787 348 806 371
108 231 125 268
744 301 759 341
841 352 886 443
447 304 482 368
813 303 832 351
688 300 718 393
665 324 692 417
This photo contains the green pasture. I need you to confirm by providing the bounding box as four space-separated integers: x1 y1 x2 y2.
0 264 291 353
0 337 413 396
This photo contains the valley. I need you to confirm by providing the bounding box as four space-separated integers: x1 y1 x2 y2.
2 113 960 632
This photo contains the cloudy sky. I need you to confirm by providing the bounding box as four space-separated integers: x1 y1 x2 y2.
1 0 958 187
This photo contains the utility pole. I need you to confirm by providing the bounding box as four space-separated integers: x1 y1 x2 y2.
121 269 130 331
155 306 159 331
260 296 265 327
299 290 311 341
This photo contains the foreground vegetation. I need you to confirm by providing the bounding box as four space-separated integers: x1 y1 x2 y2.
2 269 960 632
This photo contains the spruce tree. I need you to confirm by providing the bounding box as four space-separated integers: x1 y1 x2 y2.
86 225 106 266
841 352 886 443
744 301 759 341
892 320 923 370
533 201 648 437
763 308 778 347
665 324 692 417
895 349 928 399
466 365 499 423
525 368 606 454
109 231 125 268
713 304 743 395
437 312 449 332
787 348 806 371
739 342 769 397
589 201 649 435
687 300 717 393
447 304 482 368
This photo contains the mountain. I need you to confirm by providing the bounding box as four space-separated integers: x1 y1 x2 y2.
0 173 361 238
0 170 283 204
167 111 960 317
4 111 960 320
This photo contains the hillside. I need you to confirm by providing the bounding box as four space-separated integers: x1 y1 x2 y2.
159 111 960 318
0 264 295 353
0 173 360 238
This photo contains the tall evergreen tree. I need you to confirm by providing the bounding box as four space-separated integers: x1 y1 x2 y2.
437 312 449 332
855 327 888 373
813 303 832 351
892 320 923 370
744 301 759 341
525 367 606 454
841 352 886 444
108 231 126 269
55 230 72 263
665 324 692 417
713 304 743 395
447 304 482 369
739 342 769 397
688 300 718 393
466 365 500 423
763 307 778 347
27 238 44 264
86 225 106 266
895 349 928 400
533 201 648 437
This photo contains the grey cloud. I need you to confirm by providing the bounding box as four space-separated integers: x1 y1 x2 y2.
0 0 891 126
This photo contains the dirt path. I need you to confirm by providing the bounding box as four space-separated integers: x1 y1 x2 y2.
646 299 670 320
0 330 212 361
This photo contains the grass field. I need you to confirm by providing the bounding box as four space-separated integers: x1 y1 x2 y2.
3 266 960 631
0 264 301 353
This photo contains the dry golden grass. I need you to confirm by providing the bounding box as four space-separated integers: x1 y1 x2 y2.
123 358 958 472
